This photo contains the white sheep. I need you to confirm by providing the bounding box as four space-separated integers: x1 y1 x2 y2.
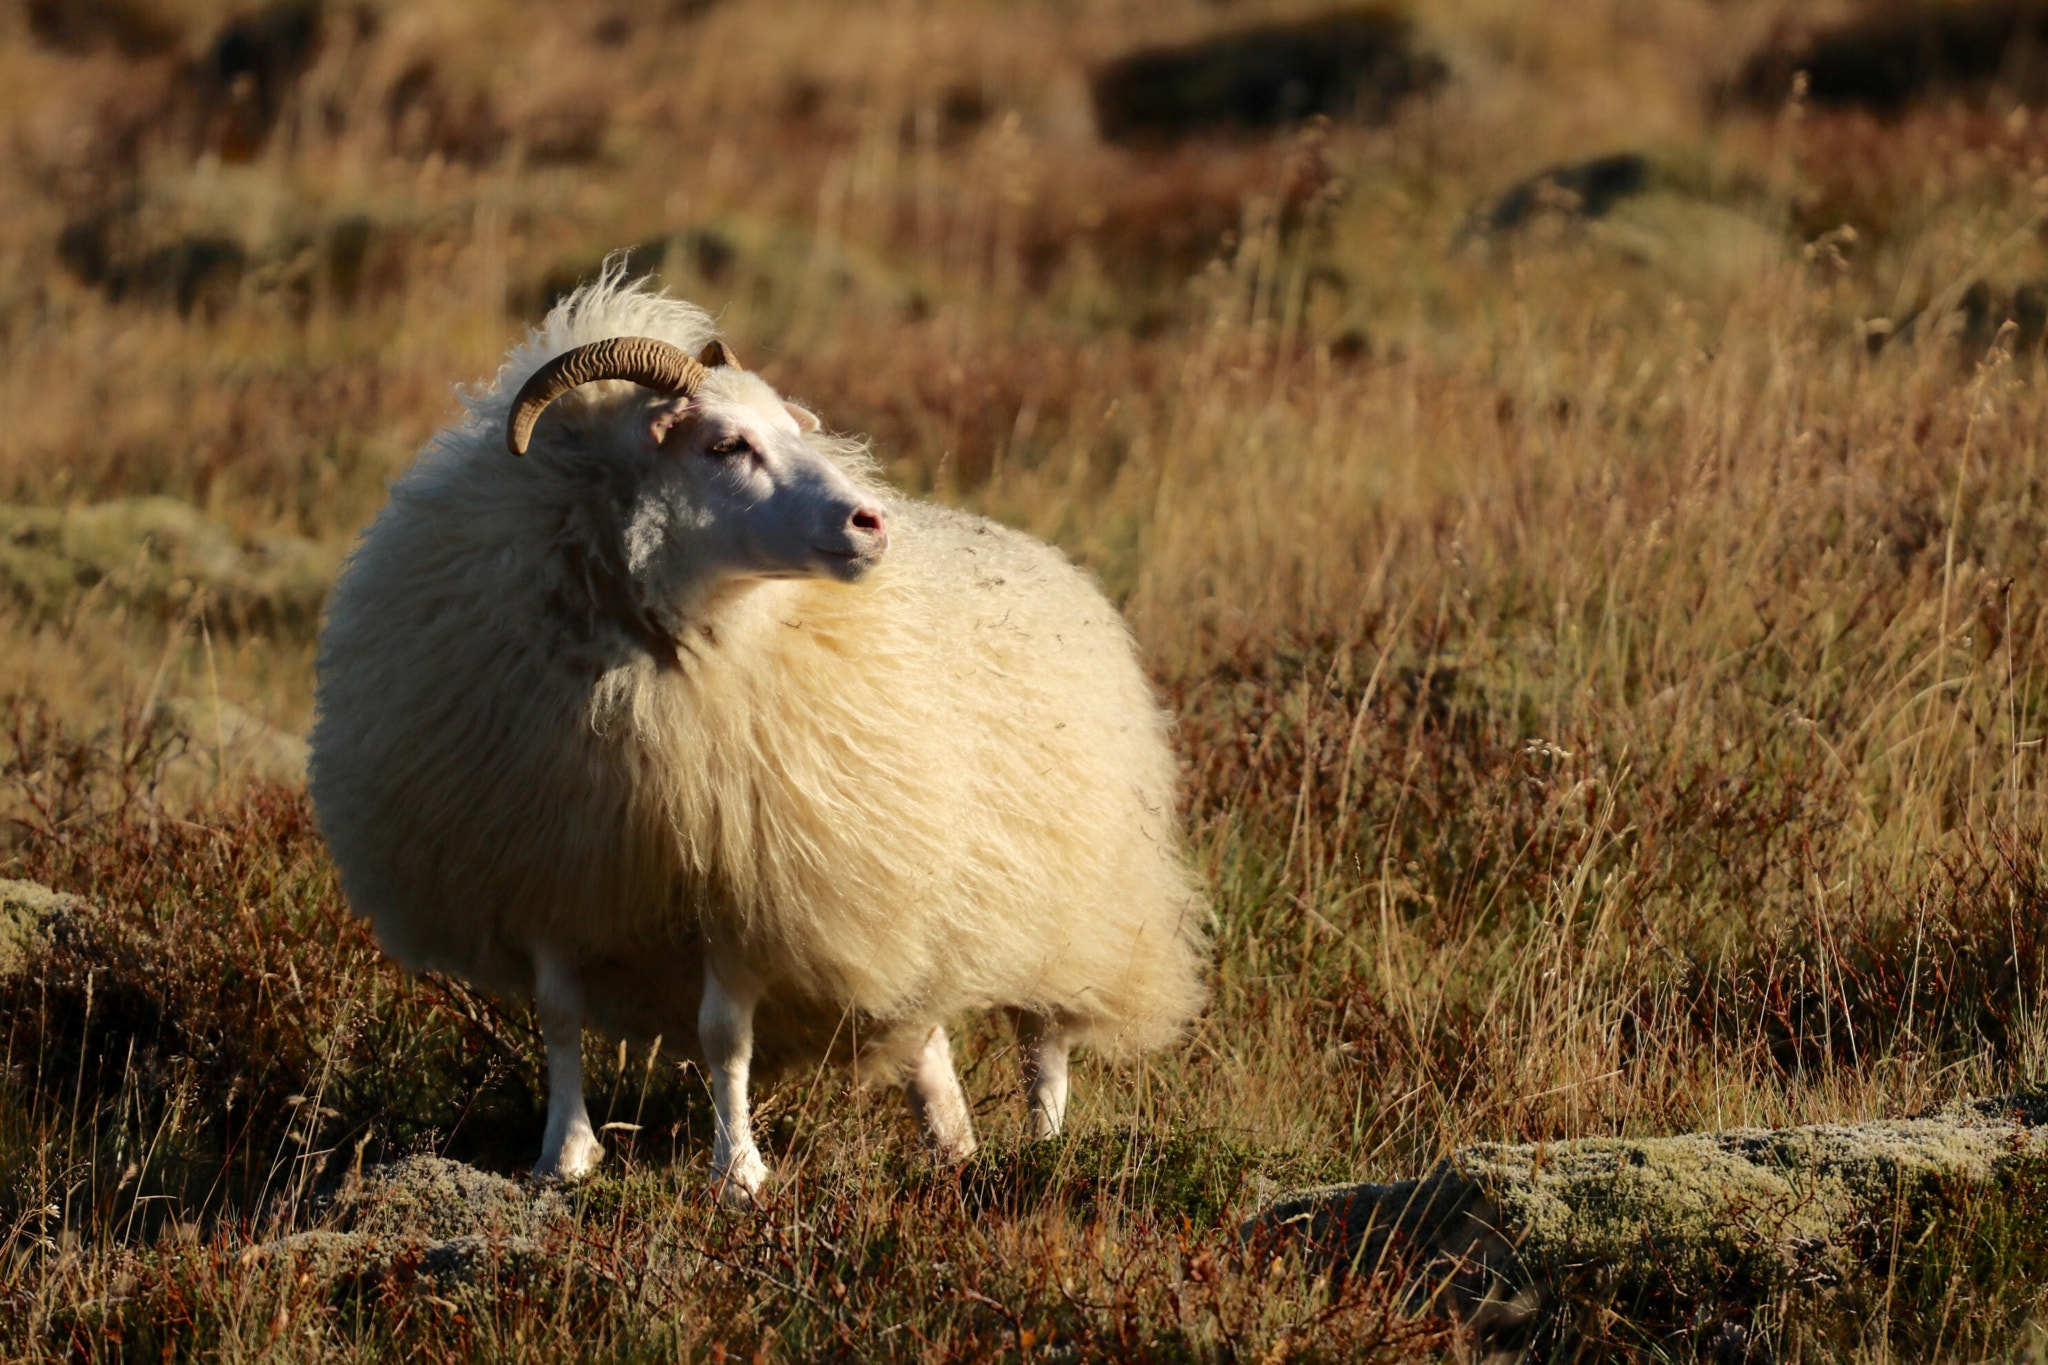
308 273 1208 1202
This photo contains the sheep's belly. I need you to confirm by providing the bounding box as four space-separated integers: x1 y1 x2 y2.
579 945 928 1077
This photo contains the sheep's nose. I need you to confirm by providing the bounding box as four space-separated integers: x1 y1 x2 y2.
849 505 888 541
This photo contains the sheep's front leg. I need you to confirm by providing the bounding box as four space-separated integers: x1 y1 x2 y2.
1014 1011 1072 1139
698 962 769 1207
903 1023 978 1161
532 944 605 1181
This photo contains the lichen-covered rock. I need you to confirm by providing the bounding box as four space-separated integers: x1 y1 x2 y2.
0 880 81 979
322 1154 566 1241
248 1156 567 1288
1248 1095 2048 1353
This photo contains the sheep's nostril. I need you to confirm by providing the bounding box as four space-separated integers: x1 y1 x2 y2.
850 506 887 536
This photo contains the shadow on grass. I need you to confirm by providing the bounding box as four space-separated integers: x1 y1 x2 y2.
944 1127 1342 1228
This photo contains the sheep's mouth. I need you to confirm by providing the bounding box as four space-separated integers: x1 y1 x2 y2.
814 546 884 581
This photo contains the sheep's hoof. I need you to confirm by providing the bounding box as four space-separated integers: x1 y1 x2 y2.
933 1134 979 1164
713 1148 769 1209
532 1132 606 1183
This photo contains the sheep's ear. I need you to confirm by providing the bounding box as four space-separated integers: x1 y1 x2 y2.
646 398 693 450
784 402 821 434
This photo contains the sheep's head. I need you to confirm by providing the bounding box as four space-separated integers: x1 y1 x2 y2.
506 336 889 597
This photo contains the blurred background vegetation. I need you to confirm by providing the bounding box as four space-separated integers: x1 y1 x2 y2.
8 0 2048 1358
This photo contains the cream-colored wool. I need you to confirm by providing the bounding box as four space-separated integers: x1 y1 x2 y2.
309 275 1209 1088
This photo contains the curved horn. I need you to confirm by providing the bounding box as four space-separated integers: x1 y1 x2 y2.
698 339 739 369
505 336 710 456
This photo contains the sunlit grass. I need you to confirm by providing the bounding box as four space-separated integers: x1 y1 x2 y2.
6 0 2048 1358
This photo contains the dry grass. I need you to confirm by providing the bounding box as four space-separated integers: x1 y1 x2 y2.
6 0 2048 1358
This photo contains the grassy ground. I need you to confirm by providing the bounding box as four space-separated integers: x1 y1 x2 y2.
6 0 2048 1358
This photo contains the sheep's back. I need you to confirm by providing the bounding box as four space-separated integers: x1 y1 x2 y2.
672 500 1209 1055
908 503 1209 1050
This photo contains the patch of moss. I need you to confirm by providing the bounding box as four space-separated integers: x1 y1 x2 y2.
0 497 334 635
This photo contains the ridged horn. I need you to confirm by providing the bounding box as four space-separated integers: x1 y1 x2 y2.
505 336 710 456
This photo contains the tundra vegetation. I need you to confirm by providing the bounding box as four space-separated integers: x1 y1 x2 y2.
5 0 2048 1360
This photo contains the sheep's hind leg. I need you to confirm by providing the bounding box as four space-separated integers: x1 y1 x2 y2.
532 944 605 1181
903 1023 978 1161
1013 1010 1072 1139
699 961 769 1208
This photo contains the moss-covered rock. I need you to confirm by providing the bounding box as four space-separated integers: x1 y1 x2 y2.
1248 1096 2048 1356
320 1154 566 1241
0 879 80 979
250 1156 569 1288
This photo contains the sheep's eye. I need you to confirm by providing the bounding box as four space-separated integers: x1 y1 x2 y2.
708 435 751 458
